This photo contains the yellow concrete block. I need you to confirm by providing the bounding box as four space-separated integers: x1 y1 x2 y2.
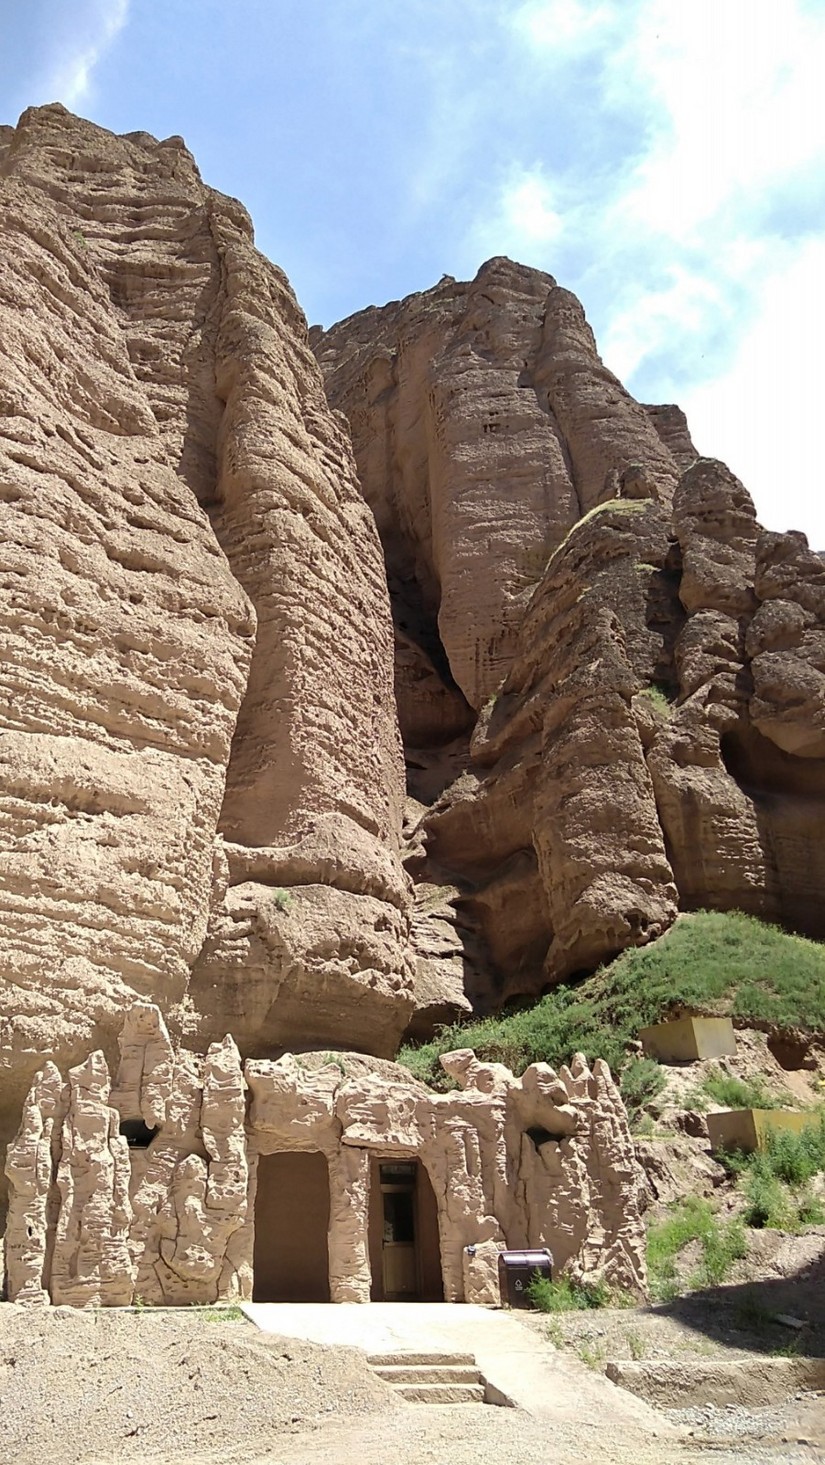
707 1108 819 1154
639 1016 737 1063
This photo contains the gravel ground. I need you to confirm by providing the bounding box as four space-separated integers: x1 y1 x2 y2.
522 1295 825 1367
124 1402 824 1465
0 1305 390 1465
671 1397 823 1444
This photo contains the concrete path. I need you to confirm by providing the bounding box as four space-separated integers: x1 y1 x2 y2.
242 1302 680 1439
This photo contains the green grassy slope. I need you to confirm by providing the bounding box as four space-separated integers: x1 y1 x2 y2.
399 910 825 1091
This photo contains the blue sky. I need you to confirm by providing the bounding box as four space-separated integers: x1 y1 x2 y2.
2 0 824 544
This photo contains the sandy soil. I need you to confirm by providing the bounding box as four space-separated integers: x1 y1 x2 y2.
0 1305 389 1465
1 1301 822 1465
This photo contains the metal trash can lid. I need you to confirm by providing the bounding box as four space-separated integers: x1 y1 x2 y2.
498 1249 552 1267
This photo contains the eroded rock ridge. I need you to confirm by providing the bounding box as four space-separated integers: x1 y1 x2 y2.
315 266 825 1017
1 104 824 1198
0 104 412 1167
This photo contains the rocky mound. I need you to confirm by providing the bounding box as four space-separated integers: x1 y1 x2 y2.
0 1305 389 1464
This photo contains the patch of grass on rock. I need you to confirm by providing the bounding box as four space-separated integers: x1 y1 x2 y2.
399 910 825 1091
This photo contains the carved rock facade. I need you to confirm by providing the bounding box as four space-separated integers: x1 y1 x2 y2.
4 1006 646 1306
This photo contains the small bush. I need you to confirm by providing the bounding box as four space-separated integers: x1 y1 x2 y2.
647 1196 746 1299
577 1339 607 1369
638 683 675 717
764 1114 825 1185
526 1274 610 1313
741 1156 793 1229
701 1068 783 1111
698 1216 747 1286
620 1057 665 1118
796 1193 825 1227
272 888 292 912
729 1116 825 1231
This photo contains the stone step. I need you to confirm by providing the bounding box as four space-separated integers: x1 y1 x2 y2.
395 1382 487 1405
373 1364 483 1385
367 1351 476 1368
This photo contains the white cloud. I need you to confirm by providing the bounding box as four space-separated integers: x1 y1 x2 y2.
512 0 619 53
42 0 130 108
615 0 825 240
602 264 727 383
681 237 825 549
468 163 564 265
493 0 825 544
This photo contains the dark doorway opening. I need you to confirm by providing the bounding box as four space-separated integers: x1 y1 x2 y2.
253 1151 330 1301
369 1159 443 1301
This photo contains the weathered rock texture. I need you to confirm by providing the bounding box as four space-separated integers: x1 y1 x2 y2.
314 259 680 729
0 102 413 1162
4 1005 646 1305
3 102 825 1236
316 268 825 1010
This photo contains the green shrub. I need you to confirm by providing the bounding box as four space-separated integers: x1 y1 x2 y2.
646 1197 747 1299
620 1057 665 1117
399 911 825 1091
701 1069 783 1111
741 1156 793 1229
526 1274 611 1313
764 1114 825 1185
272 888 292 912
698 1216 747 1286
797 1193 825 1226
638 683 676 717
722 1115 825 1232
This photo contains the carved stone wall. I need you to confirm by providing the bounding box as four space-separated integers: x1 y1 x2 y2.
4 1005 646 1305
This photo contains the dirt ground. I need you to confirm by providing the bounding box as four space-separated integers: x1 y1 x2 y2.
1 1302 823 1465
0 1305 389 1465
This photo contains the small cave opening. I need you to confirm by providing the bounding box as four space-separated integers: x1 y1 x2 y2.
119 1119 159 1149
720 725 825 801
526 1126 556 1151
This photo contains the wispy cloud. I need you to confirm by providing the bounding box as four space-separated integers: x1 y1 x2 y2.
512 0 619 53
682 236 825 546
35 0 130 110
469 163 564 261
467 0 825 542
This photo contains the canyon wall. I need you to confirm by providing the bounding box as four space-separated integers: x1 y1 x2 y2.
1 104 824 1149
0 105 413 1177
316 268 825 1012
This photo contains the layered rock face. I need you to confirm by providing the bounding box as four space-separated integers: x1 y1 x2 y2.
316 268 825 1009
4 1004 646 1305
0 103 412 1160
2 102 825 1215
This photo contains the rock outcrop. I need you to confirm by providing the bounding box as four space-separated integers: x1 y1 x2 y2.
0 102 413 1169
2 103 825 1258
4 1005 647 1305
316 271 825 1008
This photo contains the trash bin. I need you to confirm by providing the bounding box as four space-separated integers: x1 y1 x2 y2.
497 1248 553 1309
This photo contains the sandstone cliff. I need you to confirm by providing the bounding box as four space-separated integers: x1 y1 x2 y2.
0 104 414 1170
315 267 825 1014
2 103 824 1151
